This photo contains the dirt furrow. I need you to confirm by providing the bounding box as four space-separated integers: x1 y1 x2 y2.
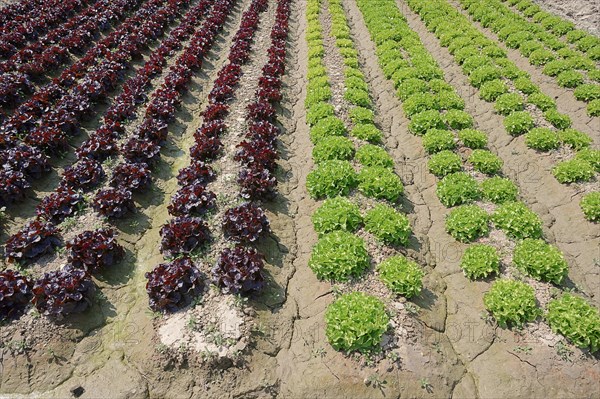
272 0 335 395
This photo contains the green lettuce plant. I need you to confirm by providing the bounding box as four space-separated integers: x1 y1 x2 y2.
588 99 600 117
408 110 445 135
544 109 572 129
575 148 600 172
483 279 541 328
312 136 355 163
543 59 571 76
428 150 462 177
479 79 508 101
396 78 428 100
574 84 600 102
458 129 488 149
527 92 555 111
558 128 592 150
356 144 394 168
358 167 404 201
350 123 383 143
557 70 585 88
529 48 555 65
436 90 465 110
469 65 502 88
445 204 489 242
306 102 335 126
504 111 534 135
306 160 357 198
436 172 480 207
481 177 518 204
312 197 363 236
349 106 375 124
325 292 389 353
444 109 474 129
546 294 600 352
525 128 561 151
514 77 539 95
494 93 524 115
309 116 347 143
460 244 500 280
344 88 371 107
422 129 456 154
364 204 411 246
305 85 332 109
580 192 600 222
309 230 369 281
492 201 542 239
377 255 424 298
468 149 503 174
553 159 595 183
513 239 568 284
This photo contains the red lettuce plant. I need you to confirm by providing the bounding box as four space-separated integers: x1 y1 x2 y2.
5 145 51 179
76 134 118 161
36 187 85 224
246 120 279 142
145 87 179 122
0 270 33 320
201 103 229 121
167 183 216 217
256 85 282 102
163 64 192 93
222 203 270 243
0 169 31 206
145 257 204 312
160 216 210 256
25 127 69 155
136 117 168 143
92 188 135 218
238 166 277 200
247 100 276 121
121 136 161 164
60 158 105 190
195 119 227 139
234 139 278 171
208 83 235 103
67 228 125 273
32 266 94 316
190 133 222 161
211 246 264 295
261 61 284 77
176 160 216 187
256 76 282 102
4 219 62 263
110 162 152 191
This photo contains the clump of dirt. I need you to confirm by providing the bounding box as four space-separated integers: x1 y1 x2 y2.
156 294 253 364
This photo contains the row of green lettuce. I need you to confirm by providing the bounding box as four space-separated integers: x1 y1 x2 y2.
356 0 599 353
501 0 600 51
305 0 426 355
456 0 600 116
405 0 599 216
